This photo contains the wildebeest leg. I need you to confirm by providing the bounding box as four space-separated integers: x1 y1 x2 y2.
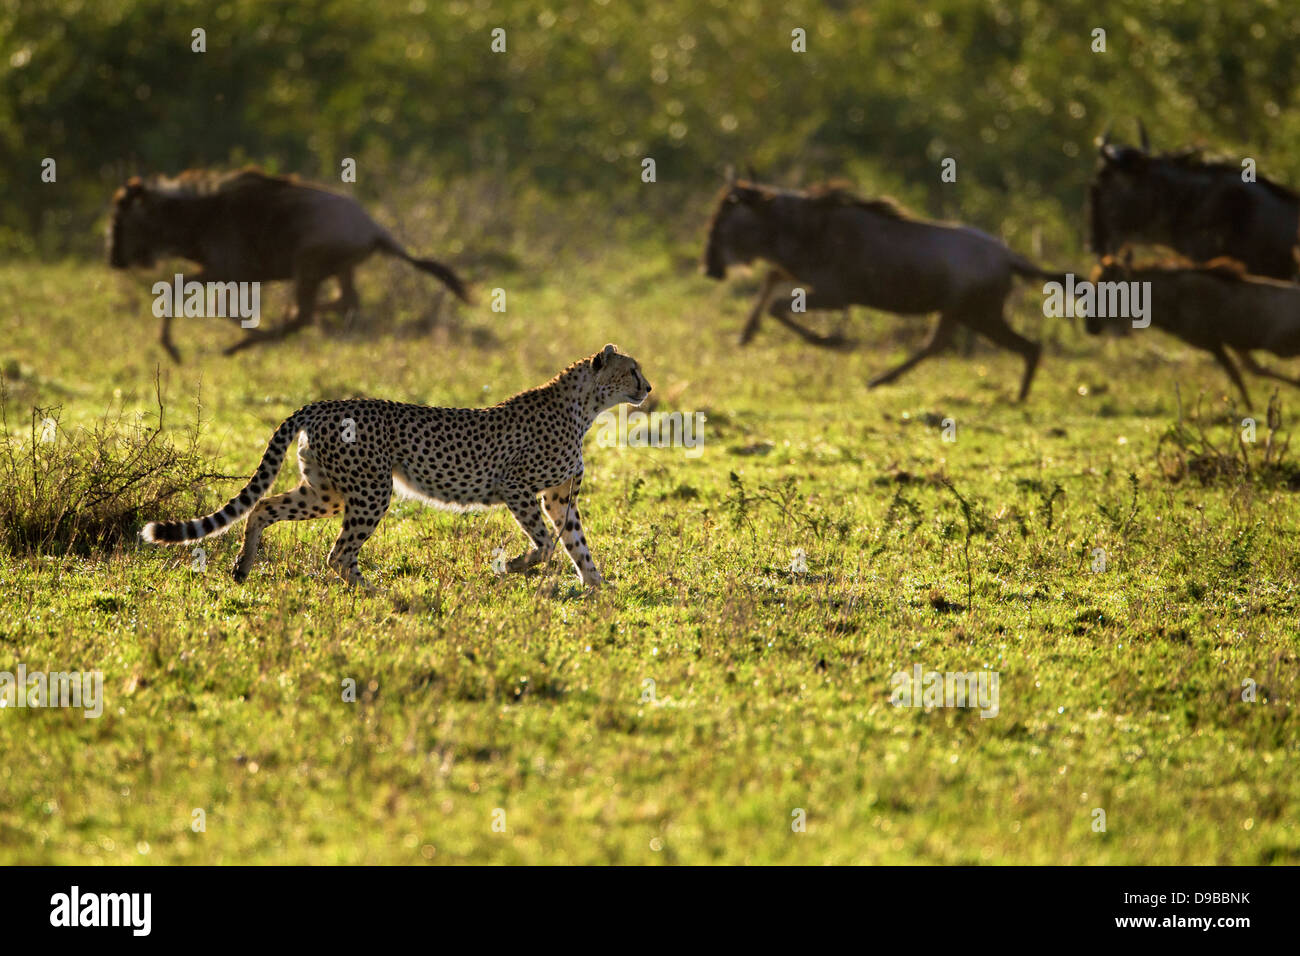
223 269 325 354
958 327 976 357
867 314 958 389
338 268 359 316
767 294 853 349
834 307 851 339
969 310 1042 402
771 310 848 347
320 267 360 316
279 267 325 336
1230 348 1300 390
1209 344 1252 406
158 310 181 364
739 268 783 345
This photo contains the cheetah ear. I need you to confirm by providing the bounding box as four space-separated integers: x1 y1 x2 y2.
592 343 617 373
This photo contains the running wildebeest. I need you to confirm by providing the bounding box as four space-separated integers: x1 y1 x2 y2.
1085 254 1300 407
107 168 471 360
702 177 1066 401
1090 121 1300 281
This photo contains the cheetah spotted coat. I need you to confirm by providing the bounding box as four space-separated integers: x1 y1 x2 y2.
141 345 651 587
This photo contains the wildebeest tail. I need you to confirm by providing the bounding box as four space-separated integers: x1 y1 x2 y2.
376 234 472 303
1010 253 1071 286
140 411 303 544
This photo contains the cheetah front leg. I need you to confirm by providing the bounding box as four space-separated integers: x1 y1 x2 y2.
503 492 554 573
542 476 603 587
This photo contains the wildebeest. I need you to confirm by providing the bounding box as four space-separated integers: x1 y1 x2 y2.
108 168 471 360
1085 255 1300 406
703 178 1065 401
1089 122 1300 280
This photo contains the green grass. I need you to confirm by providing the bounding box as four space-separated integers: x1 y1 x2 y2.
0 250 1296 864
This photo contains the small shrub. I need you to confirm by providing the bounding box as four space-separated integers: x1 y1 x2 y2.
0 378 232 555
1157 389 1300 489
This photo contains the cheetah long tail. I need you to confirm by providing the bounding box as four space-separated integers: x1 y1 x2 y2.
141 411 303 544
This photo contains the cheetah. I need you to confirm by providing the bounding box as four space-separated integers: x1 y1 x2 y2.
141 345 651 588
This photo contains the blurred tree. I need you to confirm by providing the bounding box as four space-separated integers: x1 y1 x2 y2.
2 0 1298 258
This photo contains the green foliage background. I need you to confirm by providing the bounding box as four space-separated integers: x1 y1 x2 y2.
5 0 1300 258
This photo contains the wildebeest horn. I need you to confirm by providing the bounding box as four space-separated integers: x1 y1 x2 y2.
1137 118 1150 153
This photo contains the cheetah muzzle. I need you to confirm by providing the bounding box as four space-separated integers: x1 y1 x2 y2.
141 344 651 589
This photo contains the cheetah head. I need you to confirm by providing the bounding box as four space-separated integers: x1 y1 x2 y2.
590 344 651 409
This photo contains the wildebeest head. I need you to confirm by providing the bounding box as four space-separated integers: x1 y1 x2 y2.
703 176 771 279
107 177 162 269
1088 122 1158 257
1085 255 1134 335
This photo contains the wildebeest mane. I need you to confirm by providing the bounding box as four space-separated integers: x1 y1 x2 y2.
112 168 298 208
1147 150 1300 203
706 178 910 238
1094 252 1251 280
142 167 298 199
799 181 910 219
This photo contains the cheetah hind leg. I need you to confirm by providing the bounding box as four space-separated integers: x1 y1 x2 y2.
504 493 555 574
326 489 391 590
232 484 343 582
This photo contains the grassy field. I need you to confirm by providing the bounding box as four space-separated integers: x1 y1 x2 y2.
0 245 1297 865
